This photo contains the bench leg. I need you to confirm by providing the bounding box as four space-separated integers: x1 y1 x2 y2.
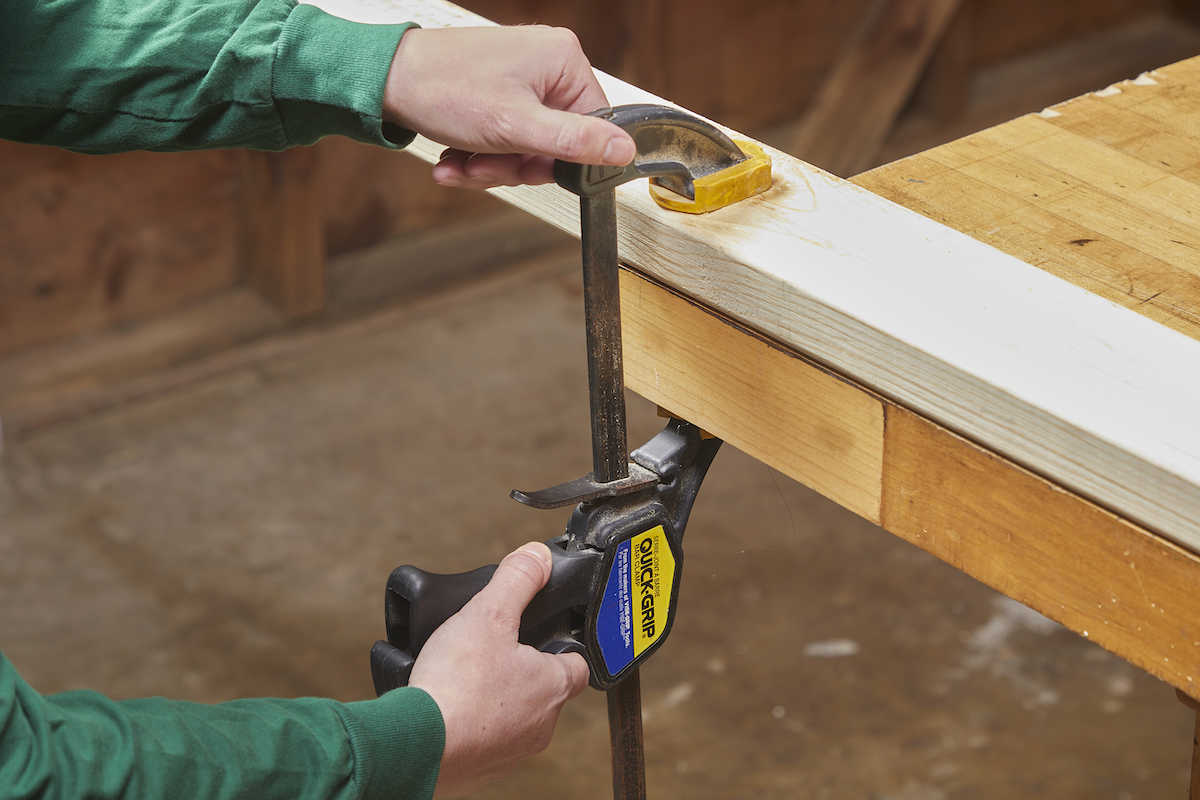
1176 689 1200 798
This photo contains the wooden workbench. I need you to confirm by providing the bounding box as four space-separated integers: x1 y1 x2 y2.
850 59 1200 779
850 56 1200 698
383 0 1200 716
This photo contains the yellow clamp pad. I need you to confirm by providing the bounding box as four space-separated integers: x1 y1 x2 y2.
649 140 772 214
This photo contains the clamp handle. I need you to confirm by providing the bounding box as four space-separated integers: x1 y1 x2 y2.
553 104 747 200
370 547 599 695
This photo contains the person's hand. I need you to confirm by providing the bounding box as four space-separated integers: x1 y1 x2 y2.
382 26 636 190
408 542 591 798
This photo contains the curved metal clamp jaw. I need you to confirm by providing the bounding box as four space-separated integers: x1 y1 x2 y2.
553 104 748 201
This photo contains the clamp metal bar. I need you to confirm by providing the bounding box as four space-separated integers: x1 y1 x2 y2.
580 190 629 484
608 672 648 800
580 180 647 800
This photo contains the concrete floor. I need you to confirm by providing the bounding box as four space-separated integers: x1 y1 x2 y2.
0 245 1194 799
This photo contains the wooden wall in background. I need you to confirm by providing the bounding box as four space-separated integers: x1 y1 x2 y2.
473 0 878 134
0 138 496 357
970 0 1177 67
1 0 1197 359
485 0 1184 134
0 144 243 356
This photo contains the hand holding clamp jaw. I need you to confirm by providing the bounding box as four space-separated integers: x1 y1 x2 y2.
368 103 771 800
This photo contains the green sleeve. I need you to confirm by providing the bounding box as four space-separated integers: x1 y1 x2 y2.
0 0 418 153
0 652 445 800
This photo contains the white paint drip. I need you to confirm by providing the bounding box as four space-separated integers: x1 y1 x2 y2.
966 596 1059 653
959 597 1064 708
804 638 861 658
662 681 694 709
878 781 948 800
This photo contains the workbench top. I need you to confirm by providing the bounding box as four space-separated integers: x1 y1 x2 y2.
854 55 1200 345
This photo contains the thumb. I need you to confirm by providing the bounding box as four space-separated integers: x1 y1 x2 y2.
556 651 592 696
522 106 636 167
471 542 553 627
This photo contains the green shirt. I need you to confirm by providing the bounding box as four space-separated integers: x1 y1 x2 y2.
0 651 445 800
0 0 417 153
1 1 445 796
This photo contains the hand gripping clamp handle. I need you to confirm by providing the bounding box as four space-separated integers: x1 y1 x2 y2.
370 419 720 694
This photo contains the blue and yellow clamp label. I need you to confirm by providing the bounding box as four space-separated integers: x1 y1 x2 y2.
595 525 675 677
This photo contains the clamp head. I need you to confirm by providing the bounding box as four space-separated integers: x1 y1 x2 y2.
554 104 772 213
650 139 772 214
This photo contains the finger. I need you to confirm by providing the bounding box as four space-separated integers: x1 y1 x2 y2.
526 107 635 166
462 152 525 186
472 542 553 624
556 651 591 697
468 154 554 187
433 151 550 190
467 152 555 186
432 149 471 188
516 154 555 185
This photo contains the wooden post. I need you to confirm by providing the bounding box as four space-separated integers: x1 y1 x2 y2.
908 0 974 123
237 148 327 319
784 0 965 176
1177 689 1200 799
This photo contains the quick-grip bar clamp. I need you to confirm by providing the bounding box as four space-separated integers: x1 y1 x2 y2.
369 104 761 697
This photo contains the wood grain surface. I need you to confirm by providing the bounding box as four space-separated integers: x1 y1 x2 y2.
855 58 1200 342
